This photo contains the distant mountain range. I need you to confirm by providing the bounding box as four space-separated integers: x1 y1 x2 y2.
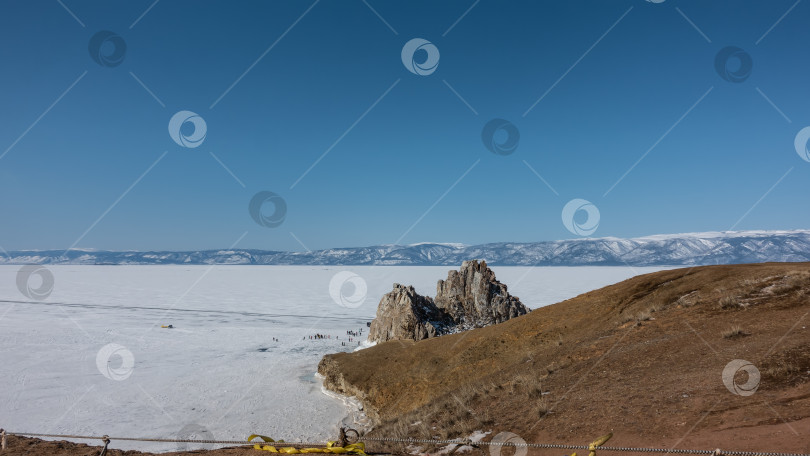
2 230 810 266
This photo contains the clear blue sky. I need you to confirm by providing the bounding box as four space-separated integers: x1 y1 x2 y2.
1 0 808 252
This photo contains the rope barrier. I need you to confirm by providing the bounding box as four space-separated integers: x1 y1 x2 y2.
4 430 810 456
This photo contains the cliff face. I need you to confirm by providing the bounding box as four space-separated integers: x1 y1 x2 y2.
367 260 529 343
366 284 453 343
434 259 527 329
316 354 379 422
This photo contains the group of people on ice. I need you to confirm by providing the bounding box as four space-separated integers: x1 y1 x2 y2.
299 327 367 347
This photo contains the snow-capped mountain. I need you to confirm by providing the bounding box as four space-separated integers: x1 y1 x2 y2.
3 230 810 266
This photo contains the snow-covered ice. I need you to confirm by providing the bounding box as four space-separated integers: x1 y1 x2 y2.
0 264 670 452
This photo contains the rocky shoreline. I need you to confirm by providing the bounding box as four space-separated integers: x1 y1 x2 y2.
319 260 530 425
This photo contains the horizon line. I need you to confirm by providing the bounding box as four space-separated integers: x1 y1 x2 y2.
4 228 809 254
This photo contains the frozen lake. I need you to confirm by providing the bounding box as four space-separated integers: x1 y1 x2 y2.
0 264 671 452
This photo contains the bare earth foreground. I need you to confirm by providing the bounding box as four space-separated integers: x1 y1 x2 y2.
318 263 810 454
7 263 810 455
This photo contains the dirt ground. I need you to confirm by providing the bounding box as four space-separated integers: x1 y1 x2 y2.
1 435 393 456
2 435 246 456
4 422 810 456
319 263 810 454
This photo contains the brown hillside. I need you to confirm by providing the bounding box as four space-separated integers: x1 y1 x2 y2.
318 263 810 453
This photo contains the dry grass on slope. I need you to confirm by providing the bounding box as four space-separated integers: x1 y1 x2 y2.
319 263 810 453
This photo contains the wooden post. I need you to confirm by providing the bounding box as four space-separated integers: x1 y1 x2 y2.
99 436 110 456
344 428 359 444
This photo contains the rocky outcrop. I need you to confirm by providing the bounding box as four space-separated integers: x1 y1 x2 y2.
434 259 527 329
367 260 529 343
366 284 453 343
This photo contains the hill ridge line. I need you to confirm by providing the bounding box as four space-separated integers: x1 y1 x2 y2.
2 229 810 266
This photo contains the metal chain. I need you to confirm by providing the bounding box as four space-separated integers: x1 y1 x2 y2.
6 431 810 456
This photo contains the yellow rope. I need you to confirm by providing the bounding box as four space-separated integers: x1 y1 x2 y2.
569 433 613 456
248 435 367 454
